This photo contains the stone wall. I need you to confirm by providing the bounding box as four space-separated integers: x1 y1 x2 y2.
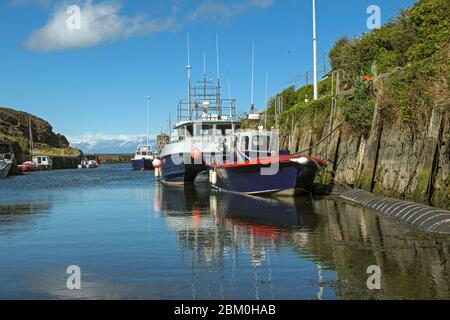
278 80 449 210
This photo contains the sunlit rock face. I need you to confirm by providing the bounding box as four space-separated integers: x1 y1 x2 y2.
0 107 69 148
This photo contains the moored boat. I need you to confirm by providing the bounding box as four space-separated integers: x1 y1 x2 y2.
207 129 326 196
17 161 39 172
78 159 99 169
155 36 241 185
18 117 52 172
157 81 240 184
131 145 155 171
32 155 53 170
0 144 14 179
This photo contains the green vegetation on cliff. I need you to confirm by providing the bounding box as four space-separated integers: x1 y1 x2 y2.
0 107 80 158
265 0 449 132
259 0 449 209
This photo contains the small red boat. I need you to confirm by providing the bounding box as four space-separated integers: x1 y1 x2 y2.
17 161 40 173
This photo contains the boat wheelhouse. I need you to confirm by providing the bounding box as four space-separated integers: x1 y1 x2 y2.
32 155 52 170
158 75 241 185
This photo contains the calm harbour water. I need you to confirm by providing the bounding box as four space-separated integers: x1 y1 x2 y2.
0 163 449 300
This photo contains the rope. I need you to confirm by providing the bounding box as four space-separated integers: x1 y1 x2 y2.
294 122 343 156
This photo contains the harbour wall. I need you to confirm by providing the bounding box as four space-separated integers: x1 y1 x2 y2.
97 154 133 163
51 156 81 170
276 75 449 210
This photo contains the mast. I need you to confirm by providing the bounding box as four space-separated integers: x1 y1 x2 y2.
265 70 268 129
187 34 192 120
146 96 150 147
168 112 172 140
28 116 34 157
312 0 318 100
251 42 255 112
216 34 221 116
216 34 220 86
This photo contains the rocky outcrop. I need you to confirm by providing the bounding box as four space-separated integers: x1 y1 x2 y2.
0 107 69 148
0 107 81 173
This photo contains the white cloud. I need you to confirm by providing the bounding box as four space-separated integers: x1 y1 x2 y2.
23 0 179 52
188 0 274 22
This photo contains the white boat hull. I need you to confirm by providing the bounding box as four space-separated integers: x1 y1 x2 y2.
0 160 13 179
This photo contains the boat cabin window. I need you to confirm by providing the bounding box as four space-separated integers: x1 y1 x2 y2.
270 136 279 152
240 136 249 151
252 135 270 151
142 152 147 156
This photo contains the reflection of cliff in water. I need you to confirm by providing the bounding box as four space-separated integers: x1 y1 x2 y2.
0 196 53 233
155 184 450 299
301 199 450 299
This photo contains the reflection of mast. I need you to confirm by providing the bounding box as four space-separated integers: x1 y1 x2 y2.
316 263 324 300
267 250 274 299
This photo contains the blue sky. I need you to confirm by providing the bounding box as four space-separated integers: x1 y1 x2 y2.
0 0 416 147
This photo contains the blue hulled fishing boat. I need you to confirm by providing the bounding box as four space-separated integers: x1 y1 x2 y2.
207 129 327 196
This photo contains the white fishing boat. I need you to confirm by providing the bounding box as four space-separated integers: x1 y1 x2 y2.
0 143 14 179
155 35 241 184
78 159 98 169
131 145 155 171
32 156 53 170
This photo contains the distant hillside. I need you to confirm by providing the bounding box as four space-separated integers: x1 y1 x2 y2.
69 135 156 154
0 107 80 158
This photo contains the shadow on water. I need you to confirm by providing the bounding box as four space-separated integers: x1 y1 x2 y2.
154 183 450 300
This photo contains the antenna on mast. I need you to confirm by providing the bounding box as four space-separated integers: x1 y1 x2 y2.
216 34 221 85
265 70 268 129
203 51 206 77
187 34 192 120
216 34 222 117
168 112 172 140
146 96 150 147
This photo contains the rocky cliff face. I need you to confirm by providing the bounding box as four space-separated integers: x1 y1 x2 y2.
0 107 69 148
277 75 449 210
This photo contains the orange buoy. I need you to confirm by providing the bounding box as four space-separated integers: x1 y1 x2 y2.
191 149 202 161
364 74 372 82
152 158 162 168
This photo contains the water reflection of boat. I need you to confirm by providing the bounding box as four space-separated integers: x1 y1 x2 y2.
211 191 319 229
153 183 450 299
154 183 319 230
154 183 323 299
